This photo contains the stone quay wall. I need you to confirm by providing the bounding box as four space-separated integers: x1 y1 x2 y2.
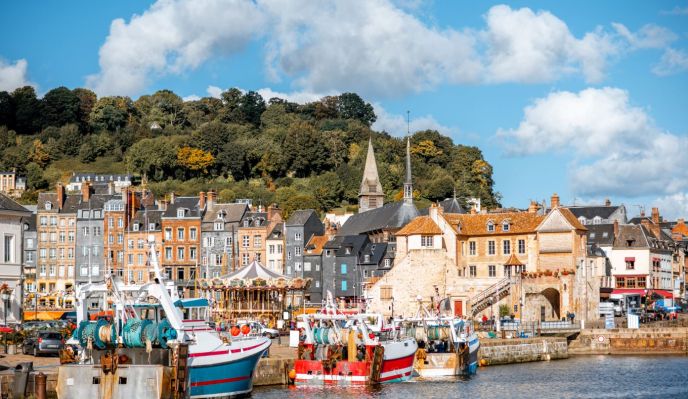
478 337 568 366
569 328 688 355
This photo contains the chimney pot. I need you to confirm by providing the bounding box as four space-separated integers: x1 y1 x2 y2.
605 198 611 206
207 190 216 207
56 183 65 210
81 182 91 202
651 207 660 224
613 220 619 238
550 193 560 209
199 192 206 210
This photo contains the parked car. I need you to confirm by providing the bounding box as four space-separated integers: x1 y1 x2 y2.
22 331 64 356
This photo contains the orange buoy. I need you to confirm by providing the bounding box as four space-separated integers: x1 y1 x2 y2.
231 326 240 336
480 358 487 367
288 369 296 380
240 324 251 335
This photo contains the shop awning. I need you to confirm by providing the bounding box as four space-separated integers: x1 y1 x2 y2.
611 289 645 295
650 290 673 298
624 257 635 262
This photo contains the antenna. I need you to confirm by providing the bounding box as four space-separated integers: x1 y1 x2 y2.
406 110 410 136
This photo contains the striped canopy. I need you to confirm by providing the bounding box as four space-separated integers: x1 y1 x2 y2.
221 260 286 280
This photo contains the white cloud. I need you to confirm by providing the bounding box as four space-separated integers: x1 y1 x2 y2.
499 87 688 198
86 0 265 96
660 6 688 16
206 85 223 99
372 104 454 136
88 1 631 97
255 88 327 104
483 5 617 83
611 23 677 49
182 94 200 101
0 58 33 92
652 48 688 76
652 193 688 220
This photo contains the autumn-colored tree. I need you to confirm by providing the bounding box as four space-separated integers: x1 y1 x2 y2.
29 139 50 168
177 146 215 173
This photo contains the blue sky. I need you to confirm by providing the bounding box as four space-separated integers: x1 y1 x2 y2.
1 0 687 218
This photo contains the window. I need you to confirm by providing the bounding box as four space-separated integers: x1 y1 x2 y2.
117 234 123 244
304 262 311 272
488 265 496 277
138 271 143 282
242 253 249 265
381 286 393 300
82 247 89 257
503 240 511 255
504 265 512 277
242 236 249 247
108 234 114 244
177 268 185 280
49 265 56 276
177 228 184 240
269 245 275 254
502 222 510 232
93 246 99 256
128 254 133 265
165 228 172 241
49 248 56 259
625 258 635 270
132 223 139 232
177 209 185 218
469 265 476 277
138 254 144 265
341 264 347 274
50 216 57 225
214 222 223 231
421 235 434 247
40 232 47 242
287 251 292 260
295 247 302 256
3 235 14 262
177 247 184 260
26 252 33 262
190 228 197 240
39 265 46 276
579 217 586 226
80 265 88 277
269 260 275 270
341 280 348 291
149 223 155 231
616 277 625 288
68 248 74 259
83 226 90 236
384 258 391 268
315 281 320 288
316 263 320 271
325 249 332 257
518 239 526 254
69 232 75 242
50 232 56 242
487 221 495 232
593 216 602 225
165 247 172 260
40 249 47 259
295 233 302 241
137 239 144 249
40 216 47 226
469 241 476 256
93 227 101 236
488 240 495 255
295 262 302 271
254 235 262 248
59 248 65 259
190 247 197 260
118 218 123 228
108 218 114 228
128 239 134 249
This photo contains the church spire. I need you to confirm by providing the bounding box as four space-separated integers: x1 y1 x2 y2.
358 137 385 213
403 137 413 204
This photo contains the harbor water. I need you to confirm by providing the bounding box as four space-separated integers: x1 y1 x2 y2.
254 355 688 398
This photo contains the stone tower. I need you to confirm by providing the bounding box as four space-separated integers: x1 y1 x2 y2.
358 138 385 213
403 137 413 204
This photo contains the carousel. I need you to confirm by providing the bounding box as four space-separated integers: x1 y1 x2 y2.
199 260 310 326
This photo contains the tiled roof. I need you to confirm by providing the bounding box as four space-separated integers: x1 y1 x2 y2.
305 235 329 255
672 221 688 237
396 216 442 236
163 197 202 218
202 203 247 223
0 192 30 213
444 212 544 236
558 207 588 231
504 253 524 266
337 201 419 236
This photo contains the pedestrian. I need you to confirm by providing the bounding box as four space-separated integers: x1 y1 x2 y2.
570 312 575 323
482 314 488 325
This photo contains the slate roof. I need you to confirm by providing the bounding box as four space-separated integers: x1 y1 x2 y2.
162 197 202 218
129 210 164 232
268 223 284 239
335 235 370 256
69 173 132 183
0 192 30 213
613 224 653 248
558 208 588 231
75 194 115 216
202 203 248 223
337 201 419 236
21 214 36 231
568 205 621 220
444 212 544 236
240 212 268 227
396 216 442 236
359 242 388 266
286 209 318 226
586 224 615 246
37 193 57 212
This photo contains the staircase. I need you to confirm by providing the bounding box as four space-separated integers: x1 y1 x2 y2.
468 278 514 317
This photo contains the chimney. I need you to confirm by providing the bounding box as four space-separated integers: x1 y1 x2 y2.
640 208 645 218
550 193 560 209
470 205 477 215
56 183 65 210
604 198 611 206
613 220 619 238
528 200 539 213
429 203 439 221
207 190 216 207
199 192 206 210
107 181 115 195
169 192 176 204
81 182 91 202
267 203 282 221
651 207 660 225
158 199 168 211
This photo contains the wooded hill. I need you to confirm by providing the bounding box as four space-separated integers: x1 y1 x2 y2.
0 86 500 216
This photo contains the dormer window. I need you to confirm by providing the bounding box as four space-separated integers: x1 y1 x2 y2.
214 222 223 231
254 219 261 227
217 211 226 220
593 216 602 225
149 223 156 231
132 223 139 232
364 254 370 262
45 201 52 210
578 217 586 225
177 209 185 218
243 220 250 227
502 221 510 232
487 221 495 232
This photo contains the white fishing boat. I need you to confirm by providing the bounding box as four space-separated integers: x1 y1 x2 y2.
57 236 271 399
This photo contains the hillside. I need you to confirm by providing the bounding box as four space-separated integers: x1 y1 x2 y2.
0 86 500 215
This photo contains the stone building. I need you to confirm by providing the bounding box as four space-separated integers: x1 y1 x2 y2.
126 208 164 284
0 193 30 322
303 235 328 303
22 214 37 296
285 209 324 277
265 222 285 274
568 199 627 226
358 138 385 213
237 205 282 268
200 192 247 277
161 194 203 297
75 183 113 284
66 172 132 193
0 170 25 198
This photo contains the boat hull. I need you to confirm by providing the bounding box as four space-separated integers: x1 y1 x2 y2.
414 334 480 378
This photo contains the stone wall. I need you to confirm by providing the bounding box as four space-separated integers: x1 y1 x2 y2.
569 328 688 355
479 337 568 366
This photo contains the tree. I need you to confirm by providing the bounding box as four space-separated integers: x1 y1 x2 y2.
40 86 80 128
217 141 248 180
282 121 332 177
126 136 182 181
337 93 376 126
280 194 319 220
0 91 15 129
73 88 97 132
12 86 39 134
29 139 50 168
89 96 137 132
25 162 48 190
310 172 343 211
219 89 266 126
177 146 215 173
79 133 114 163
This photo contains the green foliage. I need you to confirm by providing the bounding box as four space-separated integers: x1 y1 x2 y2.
499 304 511 318
0 87 500 211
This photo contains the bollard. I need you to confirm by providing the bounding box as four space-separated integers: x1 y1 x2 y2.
13 362 33 399
35 372 47 399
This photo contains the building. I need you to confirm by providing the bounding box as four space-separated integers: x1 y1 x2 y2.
66 173 133 193
22 214 37 297
285 209 324 277
358 138 385 213
568 199 627 226
36 184 78 307
611 223 673 293
265 222 285 274
237 205 282 268
303 235 328 303
0 170 25 198
0 193 31 322
125 208 164 284
161 194 203 297
75 183 113 284
322 234 370 301
103 196 128 281
200 192 248 278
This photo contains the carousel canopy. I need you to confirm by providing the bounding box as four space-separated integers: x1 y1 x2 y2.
221 260 285 281
204 259 310 290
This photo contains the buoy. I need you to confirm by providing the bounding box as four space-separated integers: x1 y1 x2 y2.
241 324 251 335
368 333 375 339
288 369 296 380
231 326 240 336
480 358 487 367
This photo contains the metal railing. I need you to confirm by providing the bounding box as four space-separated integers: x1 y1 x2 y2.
478 320 581 336
468 278 514 316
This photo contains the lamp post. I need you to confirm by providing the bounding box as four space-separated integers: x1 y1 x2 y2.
391 296 395 320
2 290 10 353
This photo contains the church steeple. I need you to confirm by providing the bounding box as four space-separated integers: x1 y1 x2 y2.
403 137 413 204
358 137 385 213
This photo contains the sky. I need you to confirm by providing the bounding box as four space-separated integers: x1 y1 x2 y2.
1 0 687 219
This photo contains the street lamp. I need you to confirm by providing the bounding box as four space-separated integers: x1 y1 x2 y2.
2 290 10 353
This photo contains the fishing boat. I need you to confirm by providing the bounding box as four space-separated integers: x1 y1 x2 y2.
401 297 479 378
292 292 417 386
57 236 271 399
